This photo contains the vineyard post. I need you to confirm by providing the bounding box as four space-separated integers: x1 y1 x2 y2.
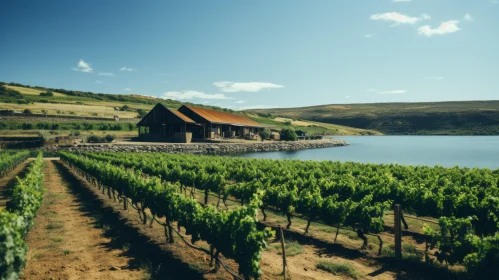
394 204 402 260
279 225 287 279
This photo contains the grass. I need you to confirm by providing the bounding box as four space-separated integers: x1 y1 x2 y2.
248 101 499 135
63 249 70 255
0 84 383 136
273 240 304 256
46 221 63 230
51 237 63 243
316 260 361 279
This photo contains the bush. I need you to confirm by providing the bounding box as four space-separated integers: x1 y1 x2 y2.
39 91 53 97
17 99 29 104
105 134 115 142
21 123 33 130
280 128 297 141
87 134 115 143
283 120 292 125
120 105 130 111
137 109 147 118
23 109 32 114
41 110 47 114
259 128 271 141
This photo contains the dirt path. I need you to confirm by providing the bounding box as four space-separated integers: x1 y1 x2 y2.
0 158 32 209
22 159 147 280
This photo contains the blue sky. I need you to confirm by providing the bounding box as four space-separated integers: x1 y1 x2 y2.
1 0 498 110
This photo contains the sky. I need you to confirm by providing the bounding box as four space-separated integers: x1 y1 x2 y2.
1 0 498 110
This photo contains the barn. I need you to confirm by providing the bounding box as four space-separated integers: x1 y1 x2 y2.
137 103 264 143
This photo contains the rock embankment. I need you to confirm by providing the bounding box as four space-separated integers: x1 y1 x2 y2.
45 139 348 154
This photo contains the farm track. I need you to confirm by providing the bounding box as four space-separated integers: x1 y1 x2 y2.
0 158 32 209
22 159 147 280
53 160 232 280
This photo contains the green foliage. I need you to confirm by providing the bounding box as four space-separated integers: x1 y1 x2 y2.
0 153 44 278
39 91 53 97
280 128 297 141
87 134 115 143
23 109 32 114
248 101 499 135
120 105 130 111
258 128 270 141
59 152 268 279
316 261 360 279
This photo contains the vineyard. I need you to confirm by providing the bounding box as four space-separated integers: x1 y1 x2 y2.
0 151 497 279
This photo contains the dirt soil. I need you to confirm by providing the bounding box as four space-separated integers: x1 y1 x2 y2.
22 159 147 280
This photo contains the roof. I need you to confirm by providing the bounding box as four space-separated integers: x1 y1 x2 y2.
137 103 195 126
170 110 195 123
183 105 264 127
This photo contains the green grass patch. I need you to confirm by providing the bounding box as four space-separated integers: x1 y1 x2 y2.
316 260 361 279
273 240 304 256
46 222 63 230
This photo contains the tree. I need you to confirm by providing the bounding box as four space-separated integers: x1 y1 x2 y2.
280 128 297 141
259 129 270 141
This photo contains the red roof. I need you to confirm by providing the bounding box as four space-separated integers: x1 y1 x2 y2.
184 105 263 127
171 110 195 123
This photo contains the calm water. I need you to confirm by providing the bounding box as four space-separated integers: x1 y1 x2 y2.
233 136 499 169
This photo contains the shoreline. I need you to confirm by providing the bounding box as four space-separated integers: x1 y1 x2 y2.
46 139 349 154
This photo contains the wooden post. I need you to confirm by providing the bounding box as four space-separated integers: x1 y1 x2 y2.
394 204 402 260
279 226 287 279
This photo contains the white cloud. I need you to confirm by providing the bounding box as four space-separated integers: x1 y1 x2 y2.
365 33 375 38
464 13 474 21
239 105 278 110
163 90 233 100
378 89 407 94
235 100 246 104
421 14 431 20
370 12 420 25
120 67 135 71
426 76 444 80
367 89 406 94
392 0 412 2
344 96 351 99
418 20 460 37
213 81 284 93
73 59 93 73
124 88 132 91
95 80 103 84
98 72 115 76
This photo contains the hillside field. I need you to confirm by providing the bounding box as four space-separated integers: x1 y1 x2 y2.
0 83 379 137
247 101 499 135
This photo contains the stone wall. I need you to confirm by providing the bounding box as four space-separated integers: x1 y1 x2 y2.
46 139 349 154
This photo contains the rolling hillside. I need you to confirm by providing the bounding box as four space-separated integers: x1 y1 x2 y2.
0 82 379 136
247 101 499 135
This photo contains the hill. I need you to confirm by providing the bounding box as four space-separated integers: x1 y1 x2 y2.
247 101 499 135
0 82 379 137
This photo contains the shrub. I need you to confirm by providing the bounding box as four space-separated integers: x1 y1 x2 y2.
105 134 115 142
21 123 33 130
17 99 29 104
137 109 147 118
128 123 135 131
41 110 48 114
39 91 54 97
283 120 292 125
23 109 32 114
120 105 130 111
259 129 271 141
280 128 297 141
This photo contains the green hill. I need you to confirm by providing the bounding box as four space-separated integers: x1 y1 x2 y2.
247 101 499 135
0 82 379 136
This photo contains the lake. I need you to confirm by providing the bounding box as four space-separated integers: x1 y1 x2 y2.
232 136 499 169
